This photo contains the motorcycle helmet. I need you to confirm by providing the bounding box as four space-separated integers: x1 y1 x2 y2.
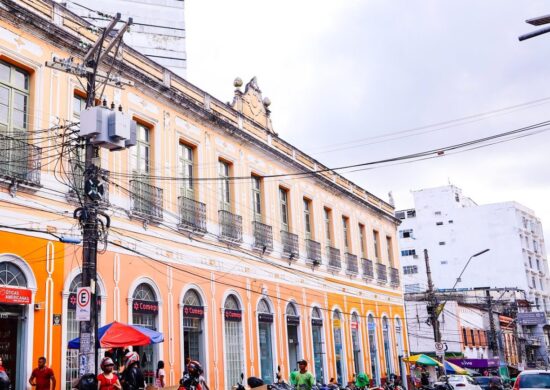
247 377 264 388
125 351 139 368
187 360 203 377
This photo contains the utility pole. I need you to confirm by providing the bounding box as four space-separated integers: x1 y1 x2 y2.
46 12 133 377
425 249 441 343
486 289 498 357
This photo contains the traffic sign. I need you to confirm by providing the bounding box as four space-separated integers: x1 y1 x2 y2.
76 287 91 321
435 342 445 356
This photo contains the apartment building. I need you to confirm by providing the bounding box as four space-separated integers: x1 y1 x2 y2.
0 2 407 390
396 185 549 310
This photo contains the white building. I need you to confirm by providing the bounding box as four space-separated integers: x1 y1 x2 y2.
396 185 549 312
63 0 187 78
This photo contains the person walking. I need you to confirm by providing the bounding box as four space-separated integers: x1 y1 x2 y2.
155 361 165 388
0 357 9 390
294 360 315 390
98 357 121 390
121 352 145 390
29 357 56 390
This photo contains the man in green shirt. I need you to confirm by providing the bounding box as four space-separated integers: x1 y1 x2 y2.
294 360 315 390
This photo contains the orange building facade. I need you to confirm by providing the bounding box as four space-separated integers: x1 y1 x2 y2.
0 2 409 390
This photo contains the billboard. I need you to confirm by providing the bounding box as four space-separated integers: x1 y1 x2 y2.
517 312 546 325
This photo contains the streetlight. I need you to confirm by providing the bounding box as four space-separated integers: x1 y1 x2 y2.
452 248 491 290
519 14 550 41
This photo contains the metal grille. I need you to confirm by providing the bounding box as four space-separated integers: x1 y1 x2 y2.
218 210 242 243
376 263 387 283
130 179 163 221
224 320 244 390
178 196 207 233
305 239 321 265
390 267 400 286
253 221 273 252
327 247 341 271
345 253 359 276
281 230 299 258
65 309 79 390
362 258 374 279
0 132 41 186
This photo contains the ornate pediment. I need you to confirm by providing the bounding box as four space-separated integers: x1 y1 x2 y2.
232 77 276 134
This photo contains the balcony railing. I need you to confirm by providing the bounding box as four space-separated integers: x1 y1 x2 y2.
218 210 242 243
361 258 374 279
327 247 341 271
390 267 400 286
129 180 163 221
178 196 206 233
345 253 359 276
253 221 273 252
0 132 42 186
281 230 299 258
376 263 388 283
305 239 321 266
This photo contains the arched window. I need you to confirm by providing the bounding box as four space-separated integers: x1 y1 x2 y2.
382 317 394 377
257 298 275 384
182 289 205 364
351 312 363 376
132 283 158 385
286 302 301 372
0 262 27 286
368 314 380 385
332 309 346 385
311 307 325 383
224 294 244 390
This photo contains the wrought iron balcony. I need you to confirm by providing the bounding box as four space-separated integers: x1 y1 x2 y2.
345 253 359 276
305 239 321 266
361 258 374 279
0 132 42 186
178 196 207 233
281 230 299 258
253 221 273 252
376 263 388 283
390 267 400 286
327 246 341 271
218 210 242 243
129 180 163 221
66 162 110 206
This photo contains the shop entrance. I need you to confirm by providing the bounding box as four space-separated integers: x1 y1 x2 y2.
0 306 22 386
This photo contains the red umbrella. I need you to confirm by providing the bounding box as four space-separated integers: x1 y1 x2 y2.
68 321 164 348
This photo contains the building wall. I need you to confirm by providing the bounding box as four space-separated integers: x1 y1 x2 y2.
0 2 408 390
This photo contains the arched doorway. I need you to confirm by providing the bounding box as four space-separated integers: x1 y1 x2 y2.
368 314 380 385
0 258 35 390
65 274 102 390
382 317 394 378
182 289 205 365
257 298 275 384
311 307 326 384
286 302 301 373
132 283 159 385
351 312 364 377
224 294 244 390
332 309 346 385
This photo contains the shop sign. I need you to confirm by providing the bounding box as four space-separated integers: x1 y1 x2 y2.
368 322 375 331
183 305 204 319
447 358 499 369
225 309 242 322
258 313 274 323
351 321 359 330
0 287 32 304
333 319 341 328
287 315 300 325
132 299 159 315
68 293 102 310
517 312 546 325
311 318 323 327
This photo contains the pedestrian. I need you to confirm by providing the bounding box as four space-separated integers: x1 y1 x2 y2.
420 365 430 388
29 357 56 390
0 357 9 390
294 360 315 390
121 352 145 390
155 361 165 388
98 357 121 390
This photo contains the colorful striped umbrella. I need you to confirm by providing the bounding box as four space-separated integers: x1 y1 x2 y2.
444 360 468 374
68 321 164 349
403 354 443 366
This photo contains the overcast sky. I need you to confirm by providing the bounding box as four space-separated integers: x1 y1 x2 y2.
185 1 550 244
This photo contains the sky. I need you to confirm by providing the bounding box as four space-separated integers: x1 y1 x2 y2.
185 1 550 244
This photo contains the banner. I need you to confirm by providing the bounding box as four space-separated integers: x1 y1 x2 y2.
183 305 204 319
224 309 242 322
287 315 300 325
311 318 323 327
258 313 273 323
0 287 32 304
